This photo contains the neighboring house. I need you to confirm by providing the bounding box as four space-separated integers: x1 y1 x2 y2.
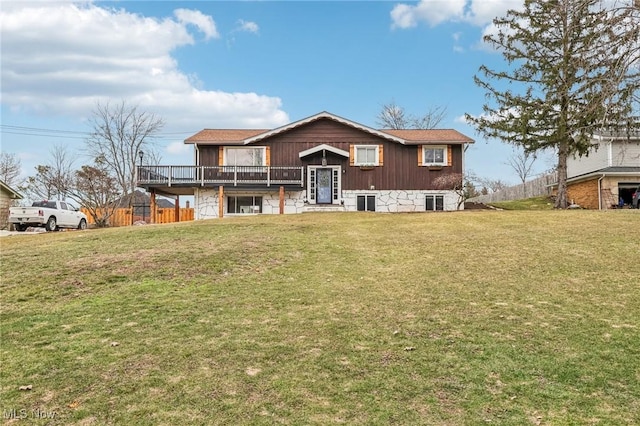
116 189 175 217
138 111 474 219
0 180 23 229
562 132 640 209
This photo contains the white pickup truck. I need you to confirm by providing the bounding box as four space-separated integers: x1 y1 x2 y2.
8 200 88 232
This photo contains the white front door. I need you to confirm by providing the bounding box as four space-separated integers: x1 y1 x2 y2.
307 166 341 205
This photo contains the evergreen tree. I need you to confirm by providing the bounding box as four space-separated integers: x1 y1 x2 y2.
466 0 639 208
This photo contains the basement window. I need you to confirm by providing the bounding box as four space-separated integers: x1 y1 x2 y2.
228 196 262 214
357 195 376 212
426 195 444 211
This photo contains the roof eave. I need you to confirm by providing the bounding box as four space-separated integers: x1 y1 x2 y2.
243 111 408 145
0 180 23 199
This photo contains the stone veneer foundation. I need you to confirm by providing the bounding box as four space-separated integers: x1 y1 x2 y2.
194 188 461 219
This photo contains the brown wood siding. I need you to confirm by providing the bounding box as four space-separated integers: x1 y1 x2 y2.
198 146 218 167
197 118 464 190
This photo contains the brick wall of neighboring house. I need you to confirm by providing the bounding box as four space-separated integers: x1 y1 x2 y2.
566 179 599 209
555 176 639 209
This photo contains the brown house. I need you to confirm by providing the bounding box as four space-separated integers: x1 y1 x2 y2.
138 111 474 219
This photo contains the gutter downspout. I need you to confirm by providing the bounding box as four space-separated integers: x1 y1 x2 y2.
597 174 605 210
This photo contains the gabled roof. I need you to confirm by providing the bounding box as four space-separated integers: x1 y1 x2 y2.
185 129 267 144
116 190 174 208
382 129 474 144
243 111 407 145
184 111 475 146
0 180 23 199
299 144 350 158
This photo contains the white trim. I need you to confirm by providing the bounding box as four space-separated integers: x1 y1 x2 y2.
299 143 350 158
307 165 341 205
353 145 380 166
243 111 407 145
421 145 447 166
563 169 640 185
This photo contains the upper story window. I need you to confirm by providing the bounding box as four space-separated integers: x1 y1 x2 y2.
223 147 266 166
422 145 447 166
354 145 380 166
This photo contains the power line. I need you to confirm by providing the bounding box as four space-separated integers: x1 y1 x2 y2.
0 124 197 139
1 125 89 135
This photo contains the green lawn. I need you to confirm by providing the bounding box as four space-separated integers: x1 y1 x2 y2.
488 196 555 210
1 211 639 425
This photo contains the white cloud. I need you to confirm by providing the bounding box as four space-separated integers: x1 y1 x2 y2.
237 19 259 34
391 0 466 28
390 0 523 50
391 0 520 28
174 8 219 40
0 2 288 132
454 114 470 124
166 141 191 155
466 0 521 26
452 31 465 52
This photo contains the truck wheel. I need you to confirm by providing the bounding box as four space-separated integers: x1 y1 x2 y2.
45 216 57 232
78 219 87 230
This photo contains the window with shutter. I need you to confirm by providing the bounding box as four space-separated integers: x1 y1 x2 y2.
420 145 448 166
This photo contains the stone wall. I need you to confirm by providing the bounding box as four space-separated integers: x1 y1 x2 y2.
194 188 306 219
195 188 461 219
342 190 460 212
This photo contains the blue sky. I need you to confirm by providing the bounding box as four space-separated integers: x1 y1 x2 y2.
1 0 555 187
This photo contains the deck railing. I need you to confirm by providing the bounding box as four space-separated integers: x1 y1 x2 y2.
137 165 304 187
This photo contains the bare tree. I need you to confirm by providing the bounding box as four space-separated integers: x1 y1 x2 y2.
19 145 75 202
433 173 468 210
377 101 447 129
86 101 164 201
0 152 22 187
505 148 537 196
476 178 509 194
69 157 120 227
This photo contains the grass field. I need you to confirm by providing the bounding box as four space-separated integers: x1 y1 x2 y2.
488 196 555 210
1 210 639 425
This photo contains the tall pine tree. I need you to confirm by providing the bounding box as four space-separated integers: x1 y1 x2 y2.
466 0 639 208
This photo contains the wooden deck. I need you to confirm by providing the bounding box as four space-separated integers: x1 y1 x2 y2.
137 165 305 195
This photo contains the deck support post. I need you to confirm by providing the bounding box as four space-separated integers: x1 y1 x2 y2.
174 195 180 223
150 189 157 224
279 186 285 214
218 186 224 218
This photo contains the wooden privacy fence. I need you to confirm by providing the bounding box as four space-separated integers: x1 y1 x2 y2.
81 207 194 227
